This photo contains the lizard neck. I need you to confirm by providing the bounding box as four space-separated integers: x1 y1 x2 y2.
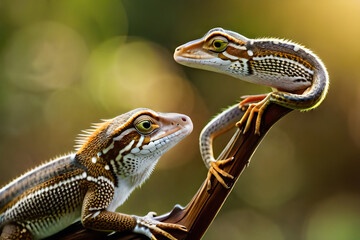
106 158 159 212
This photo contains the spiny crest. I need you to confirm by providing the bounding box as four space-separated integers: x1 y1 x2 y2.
74 108 157 152
256 37 313 54
255 37 326 71
74 120 111 151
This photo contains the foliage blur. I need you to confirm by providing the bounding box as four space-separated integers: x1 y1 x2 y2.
0 0 359 239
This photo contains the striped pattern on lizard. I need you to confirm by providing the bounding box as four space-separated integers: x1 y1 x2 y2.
0 108 192 240
174 27 329 190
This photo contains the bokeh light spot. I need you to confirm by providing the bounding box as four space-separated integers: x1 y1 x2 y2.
304 194 360 240
83 38 195 113
206 209 285 240
3 21 88 91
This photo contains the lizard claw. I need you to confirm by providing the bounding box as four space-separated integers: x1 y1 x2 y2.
146 211 158 218
237 94 271 135
206 157 234 191
134 214 187 240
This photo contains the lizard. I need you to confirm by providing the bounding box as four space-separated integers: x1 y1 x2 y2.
0 108 193 240
173 27 329 190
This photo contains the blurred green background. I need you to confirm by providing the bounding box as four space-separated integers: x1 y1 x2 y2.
0 0 359 239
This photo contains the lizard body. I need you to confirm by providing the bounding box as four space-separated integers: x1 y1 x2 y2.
174 27 329 189
0 108 192 239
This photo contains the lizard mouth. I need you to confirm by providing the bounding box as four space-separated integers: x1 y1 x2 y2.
173 56 226 73
174 38 215 63
174 47 214 61
134 115 192 156
151 114 193 142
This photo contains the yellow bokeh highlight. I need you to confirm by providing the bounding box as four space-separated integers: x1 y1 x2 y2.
3 21 88 91
304 194 360 240
83 37 196 113
0 1 359 239
206 209 285 240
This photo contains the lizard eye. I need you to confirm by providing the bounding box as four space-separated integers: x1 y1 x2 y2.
134 117 159 134
211 37 228 52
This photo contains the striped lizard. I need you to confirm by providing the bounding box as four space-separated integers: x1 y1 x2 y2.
174 27 329 190
0 108 192 240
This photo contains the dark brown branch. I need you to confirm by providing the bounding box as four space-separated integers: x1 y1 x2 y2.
49 104 292 240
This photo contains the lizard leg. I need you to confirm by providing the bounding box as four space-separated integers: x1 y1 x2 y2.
84 209 186 240
236 93 272 135
200 104 243 191
0 223 34 240
239 94 269 107
82 188 186 240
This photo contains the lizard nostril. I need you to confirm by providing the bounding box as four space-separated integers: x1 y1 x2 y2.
181 117 187 122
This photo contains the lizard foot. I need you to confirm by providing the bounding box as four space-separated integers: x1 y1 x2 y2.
206 157 234 191
237 94 271 135
239 94 269 107
134 212 187 240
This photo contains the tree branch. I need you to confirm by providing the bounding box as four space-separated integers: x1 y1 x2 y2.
48 104 292 240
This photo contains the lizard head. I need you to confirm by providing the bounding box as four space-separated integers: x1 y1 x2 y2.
75 108 193 179
174 27 250 75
